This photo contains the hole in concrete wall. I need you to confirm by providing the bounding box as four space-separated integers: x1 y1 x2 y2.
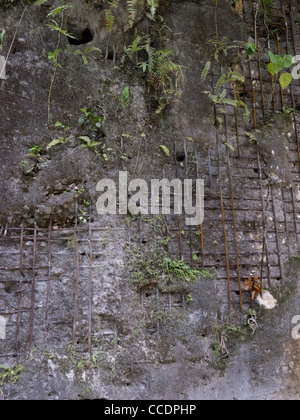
68 28 93 45
176 151 186 162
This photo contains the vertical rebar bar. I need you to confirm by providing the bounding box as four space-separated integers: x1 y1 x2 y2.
248 60 257 128
257 148 271 288
16 220 24 356
87 215 93 356
195 149 205 268
44 217 52 342
225 112 243 312
276 34 285 110
72 200 80 349
271 185 284 284
174 141 183 260
29 221 37 350
253 3 266 122
290 186 299 243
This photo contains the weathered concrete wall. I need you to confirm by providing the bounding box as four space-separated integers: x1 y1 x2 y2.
0 0 299 400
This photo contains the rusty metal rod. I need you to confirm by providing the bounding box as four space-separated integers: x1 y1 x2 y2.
270 185 284 284
44 217 52 342
248 60 257 128
290 186 299 243
281 188 291 258
72 200 80 349
28 221 37 350
216 128 232 313
195 149 205 268
174 141 183 260
225 112 243 312
16 220 24 357
257 148 272 288
87 216 93 355
276 34 285 109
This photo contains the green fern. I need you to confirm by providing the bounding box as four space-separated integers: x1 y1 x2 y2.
127 0 145 27
146 0 159 20
201 61 211 82
79 136 102 156
204 70 249 123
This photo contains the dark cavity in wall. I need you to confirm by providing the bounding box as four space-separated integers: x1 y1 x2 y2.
68 27 93 45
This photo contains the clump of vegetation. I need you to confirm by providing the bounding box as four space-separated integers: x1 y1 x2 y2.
124 34 185 96
202 69 250 123
19 145 45 176
0 365 24 386
127 246 200 290
0 29 5 52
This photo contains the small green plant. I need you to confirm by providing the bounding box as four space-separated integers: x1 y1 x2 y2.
160 145 170 157
267 51 293 89
124 34 184 103
54 121 70 130
66 45 102 65
42 348 56 360
78 107 105 131
209 36 238 62
245 42 256 60
282 106 295 116
46 48 62 68
163 257 200 283
199 270 215 280
186 294 194 304
121 85 130 109
0 365 24 386
203 70 250 123
0 29 5 52
291 251 300 261
19 162 36 175
28 145 42 157
47 136 72 150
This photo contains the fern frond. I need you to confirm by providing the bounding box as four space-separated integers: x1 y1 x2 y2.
127 0 145 27
108 0 120 9
215 73 227 91
201 61 211 82
127 0 137 27
105 10 115 32
146 0 159 20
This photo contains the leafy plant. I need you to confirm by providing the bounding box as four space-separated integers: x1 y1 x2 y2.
47 4 73 18
47 136 72 150
0 29 5 52
66 45 102 66
186 294 194 304
282 106 295 116
19 160 36 175
267 51 293 89
160 145 170 156
47 20 77 40
0 365 24 386
203 70 250 122
124 35 184 96
199 270 215 280
201 61 211 82
245 42 256 60
163 257 200 282
45 48 62 68
208 36 238 62
121 85 130 109
28 145 42 157
79 136 102 156
78 107 105 131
